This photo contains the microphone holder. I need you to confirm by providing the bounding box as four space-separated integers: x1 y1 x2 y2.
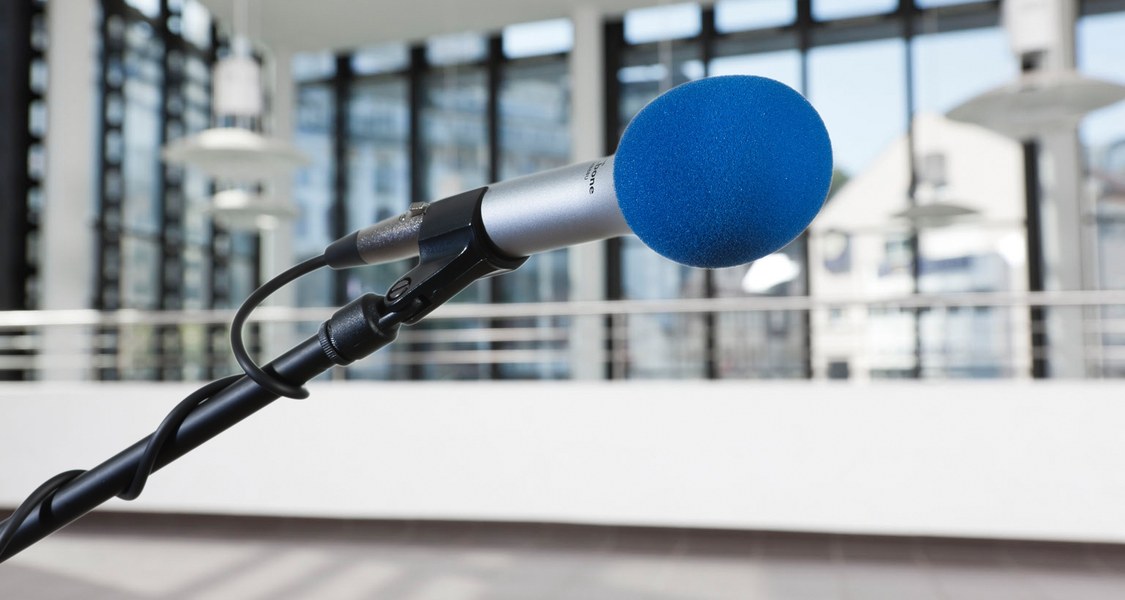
327 186 527 325
0 187 527 562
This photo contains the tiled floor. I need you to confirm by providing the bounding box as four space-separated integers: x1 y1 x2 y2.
3 513 1125 599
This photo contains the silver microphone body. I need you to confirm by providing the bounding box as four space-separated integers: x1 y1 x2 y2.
480 156 627 257
346 156 628 265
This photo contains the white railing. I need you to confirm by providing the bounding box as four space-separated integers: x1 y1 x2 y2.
1 290 1124 381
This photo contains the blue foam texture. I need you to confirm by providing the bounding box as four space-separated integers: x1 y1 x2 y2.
614 75 833 268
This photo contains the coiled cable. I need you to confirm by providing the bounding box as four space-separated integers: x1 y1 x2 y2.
0 255 327 559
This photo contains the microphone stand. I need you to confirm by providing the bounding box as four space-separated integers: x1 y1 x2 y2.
0 296 397 561
0 186 526 563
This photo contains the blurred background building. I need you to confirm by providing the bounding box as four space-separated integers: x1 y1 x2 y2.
3 0 1125 597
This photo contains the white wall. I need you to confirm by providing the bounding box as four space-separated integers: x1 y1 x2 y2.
2 381 1123 543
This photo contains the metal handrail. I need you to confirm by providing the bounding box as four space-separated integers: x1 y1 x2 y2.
2 290 1124 327
2 292 1122 379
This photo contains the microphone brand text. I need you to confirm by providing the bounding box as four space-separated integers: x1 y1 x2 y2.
584 160 606 195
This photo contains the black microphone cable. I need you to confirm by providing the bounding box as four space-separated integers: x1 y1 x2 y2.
0 254 328 559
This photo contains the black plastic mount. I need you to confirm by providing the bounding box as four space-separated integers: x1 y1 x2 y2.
378 187 527 326
317 294 400 365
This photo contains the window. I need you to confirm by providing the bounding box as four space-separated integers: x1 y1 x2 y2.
0 0 48 380
292 81 336 308
911 26 1024 378
503 19 573 59
95 0 228 380
624 3 702 44
290 22 575 380
495 58 572 379
606 0 1084 381
715 0 795 32
807 37 914 381
1079 10 1125 376
813 0 897 21
612 8 706 378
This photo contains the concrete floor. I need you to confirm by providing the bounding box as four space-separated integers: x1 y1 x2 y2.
4 513 1125 599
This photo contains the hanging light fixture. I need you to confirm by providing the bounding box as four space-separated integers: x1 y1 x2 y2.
948 0 1125 139
900 140 980 229
206 188 298 231
948 69 1125 140
162 128 307 181
161 0 306 230
892 202 979 228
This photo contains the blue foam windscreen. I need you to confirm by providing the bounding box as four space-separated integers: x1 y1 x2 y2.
614 75 833 268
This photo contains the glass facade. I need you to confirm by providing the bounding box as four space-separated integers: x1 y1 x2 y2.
26 2 48 312
292 79 336 308
93 0 256 380
495 57 572 379
1 0 1116 382
910 26 1024 378
0 0 47 380
343 74 411 380
614 17 707 379
289 24 575 380
1079 9 1125 376
278 0 1125 382
608 0 1123 381
345 76 410 294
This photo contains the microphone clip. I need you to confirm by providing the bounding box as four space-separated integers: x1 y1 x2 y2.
379 187 527 325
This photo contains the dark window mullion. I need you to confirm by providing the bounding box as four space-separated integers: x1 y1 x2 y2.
95 0 129 380
798 0 814 380
156 0 187 380
603 19 624 380
901 0 923 379
205 26 232 379
486 35 504 380
406 44 426 380
700 6 720 380
408 45 427 207
0 0 36 380
332 53 353 306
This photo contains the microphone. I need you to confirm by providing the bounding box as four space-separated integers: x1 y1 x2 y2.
326 75 833 270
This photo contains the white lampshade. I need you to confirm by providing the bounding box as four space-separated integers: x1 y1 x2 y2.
162 128 308 181
893 202 980 228
207 189 298 231
213 55 263 117
948 70 1125 140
